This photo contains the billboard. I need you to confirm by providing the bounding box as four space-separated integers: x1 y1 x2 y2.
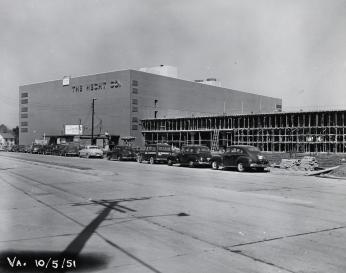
65 125 83 135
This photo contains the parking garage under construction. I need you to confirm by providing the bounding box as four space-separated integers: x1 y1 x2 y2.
141 109 346 153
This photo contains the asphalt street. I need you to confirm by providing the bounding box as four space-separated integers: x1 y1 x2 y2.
0 152 345 273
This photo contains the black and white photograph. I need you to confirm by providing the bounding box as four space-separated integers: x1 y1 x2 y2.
1 0 346 272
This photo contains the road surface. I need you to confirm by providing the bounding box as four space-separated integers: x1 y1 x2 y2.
0 152 345 273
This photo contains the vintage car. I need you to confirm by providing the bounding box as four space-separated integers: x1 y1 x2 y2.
167 145 212 167
9 145 19 152
79 145 103 158
210 145 269 172
137 143 173 164
60 143 80 157
30 144 45 154
50 144 65 156
106 146 137 161
18 145 30 153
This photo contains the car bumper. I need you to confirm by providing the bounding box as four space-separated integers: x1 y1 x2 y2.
89 153 103 157
250 163 269 168
155 158 169 162
196 161 212 166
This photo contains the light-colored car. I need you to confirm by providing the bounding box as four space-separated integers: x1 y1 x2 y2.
79 145 104 158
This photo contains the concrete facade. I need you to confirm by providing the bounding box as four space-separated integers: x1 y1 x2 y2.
19 69 281 146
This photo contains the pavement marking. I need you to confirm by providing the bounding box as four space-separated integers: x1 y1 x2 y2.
142 217 295 273
0 233 77 243
227 224 346 248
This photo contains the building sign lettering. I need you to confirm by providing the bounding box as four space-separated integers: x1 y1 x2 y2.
72 80 121 93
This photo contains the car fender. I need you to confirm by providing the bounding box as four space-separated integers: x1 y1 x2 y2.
210 155 222 163
236 156 250 167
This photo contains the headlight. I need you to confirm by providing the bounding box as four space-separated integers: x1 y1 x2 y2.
258 155 263 160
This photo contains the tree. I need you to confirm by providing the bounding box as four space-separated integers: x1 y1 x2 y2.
0 124 9 133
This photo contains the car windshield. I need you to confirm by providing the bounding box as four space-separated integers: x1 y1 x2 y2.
183 146 209 153
247 146 261 152
158 146 171 152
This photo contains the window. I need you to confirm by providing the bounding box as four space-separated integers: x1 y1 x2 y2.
21 128 28 133
21 99 28 104
154 99 158 107
132 125 138 130
154 110 158 118
132 117 138 123
132 99 138 105
132 106 138 112
132 80 138 86
21 107 28 112
132 88 138 94
21 92 28 98
21 114 28 118
21 121 28 126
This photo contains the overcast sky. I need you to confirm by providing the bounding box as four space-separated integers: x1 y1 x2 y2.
1 0 346 127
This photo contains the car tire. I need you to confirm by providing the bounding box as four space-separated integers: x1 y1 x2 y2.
149 157 155 164
237 162 245 172
211 161 219 170
167 159 173 166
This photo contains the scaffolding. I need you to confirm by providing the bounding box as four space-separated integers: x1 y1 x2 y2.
141 110 346 153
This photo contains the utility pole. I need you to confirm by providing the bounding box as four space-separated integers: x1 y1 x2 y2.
91 98 96 145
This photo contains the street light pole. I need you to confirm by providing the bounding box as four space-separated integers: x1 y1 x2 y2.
91 98 96 145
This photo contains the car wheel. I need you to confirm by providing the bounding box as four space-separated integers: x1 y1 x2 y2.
237 162 245 172
211 161 219 170
149 157 155 164
167 159 173 166
189 161 195 168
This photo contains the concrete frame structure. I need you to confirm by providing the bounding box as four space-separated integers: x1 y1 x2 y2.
19 69 281 146
141 110 346 153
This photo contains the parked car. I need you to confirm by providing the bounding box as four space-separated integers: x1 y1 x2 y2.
18 145 30 153
79 145 104 158
9 145 19 152
167 145 212 167
137 143 173 164
49 144 64 156
106 146 137 161
210 145 269 172
17 145 26 153
60 143 80 157
40 144 55 155
30 144 44 154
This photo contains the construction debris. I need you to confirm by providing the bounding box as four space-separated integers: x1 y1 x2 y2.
279 156 318 171
306 166 339 176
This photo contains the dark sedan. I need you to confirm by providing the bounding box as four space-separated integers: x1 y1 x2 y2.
210 145 269 172
106 146 137 161
167 145 212 167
